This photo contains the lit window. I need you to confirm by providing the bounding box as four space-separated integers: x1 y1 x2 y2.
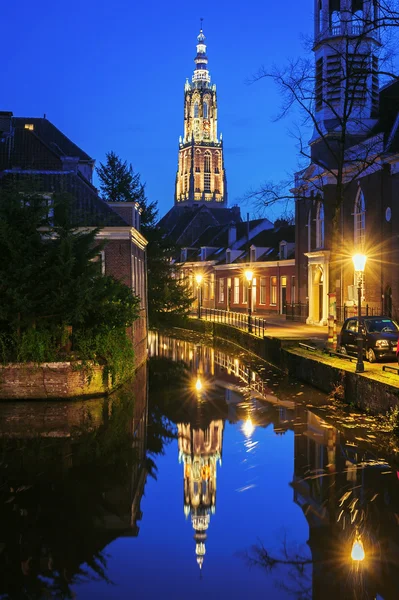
24 124 34 131
260 277 266 304
233 277 240 304
354 189 366 251
270 276 277 305
219 278 225 302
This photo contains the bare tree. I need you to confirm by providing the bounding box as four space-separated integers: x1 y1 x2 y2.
246 2 399 297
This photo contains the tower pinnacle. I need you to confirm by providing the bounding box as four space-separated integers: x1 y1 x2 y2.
174 26 227 207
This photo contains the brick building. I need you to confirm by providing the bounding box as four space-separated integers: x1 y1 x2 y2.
178 219 295 316
0 112 148 366
294 1 399 325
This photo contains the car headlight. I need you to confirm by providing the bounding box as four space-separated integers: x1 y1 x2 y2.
375 339 389 348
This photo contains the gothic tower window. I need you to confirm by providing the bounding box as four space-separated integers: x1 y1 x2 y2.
354 189 366 250
204 152 211 192
330 0 341 33
203 101 209 119
194 101 199 118
316 201 325 249
352 0 364 34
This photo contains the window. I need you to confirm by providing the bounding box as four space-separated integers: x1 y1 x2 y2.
210 273 215 300
260 277 266 304
203 101 209 118
194 102 199 118
204 152 211 192
219 278 225 302
280 242 287 259
270 276 277 305
307 208 312 252
243 280 248 304
250 248 256 262
233 277 240 304
316 201 325 249
291 276 296 304
316 58 323 110
24 123 34 131
354 189 366 251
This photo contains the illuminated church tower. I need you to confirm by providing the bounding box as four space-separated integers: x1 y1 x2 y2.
175 26 227 208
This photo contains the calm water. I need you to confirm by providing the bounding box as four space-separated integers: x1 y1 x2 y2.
0 332 398 599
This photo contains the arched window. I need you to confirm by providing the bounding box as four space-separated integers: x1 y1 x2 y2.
203 101 209 119
354 189 366 250
204 152 211 192
194 102 199 118
316 202 325 249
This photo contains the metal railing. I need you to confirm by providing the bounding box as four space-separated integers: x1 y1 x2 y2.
286 303 385 324
201 307 267 338
286 303 309 323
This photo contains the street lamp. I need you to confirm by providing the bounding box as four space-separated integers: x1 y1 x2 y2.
195 274 203 319
351 532 365 562
245 269 254 334
352 254 367 374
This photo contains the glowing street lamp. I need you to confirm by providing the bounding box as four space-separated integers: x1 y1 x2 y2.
245 269 254 334
195 273 203 320
352 254 367 373
351 533 365 562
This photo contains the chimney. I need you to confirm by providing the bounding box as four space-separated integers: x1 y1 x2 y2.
228 224 237 247
0 111 13 141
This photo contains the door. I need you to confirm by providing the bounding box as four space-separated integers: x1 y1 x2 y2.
281 276 287 315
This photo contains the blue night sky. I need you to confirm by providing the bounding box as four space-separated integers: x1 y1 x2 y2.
3 0 314 221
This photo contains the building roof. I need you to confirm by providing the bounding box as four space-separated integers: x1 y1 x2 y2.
1 171 128 227
12 117 93 162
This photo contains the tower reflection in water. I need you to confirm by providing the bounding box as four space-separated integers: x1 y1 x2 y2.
148 331 296 570
150 332 399 598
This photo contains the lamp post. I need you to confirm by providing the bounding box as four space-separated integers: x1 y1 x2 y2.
352 254 367 374
245 269 254 334
195 274 203 320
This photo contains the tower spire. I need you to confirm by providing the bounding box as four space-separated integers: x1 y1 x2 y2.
193 23 210 88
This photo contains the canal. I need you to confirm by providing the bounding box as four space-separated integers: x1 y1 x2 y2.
0 332 398 599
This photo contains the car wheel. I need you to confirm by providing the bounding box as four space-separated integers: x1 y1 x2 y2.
367 348 376 363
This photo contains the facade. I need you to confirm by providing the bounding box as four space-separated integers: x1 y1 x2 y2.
0 112 148 365
178 220 296 316
175 27 227 208
294 0 399 325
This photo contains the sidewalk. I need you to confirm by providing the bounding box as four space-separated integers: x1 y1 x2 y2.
262 315 329 347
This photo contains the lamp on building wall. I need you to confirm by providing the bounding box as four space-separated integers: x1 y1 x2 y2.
195 274 203 319
352 253 367 374
245 269 254 334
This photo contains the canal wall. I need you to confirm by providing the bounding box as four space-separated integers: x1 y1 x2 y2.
0 362 113 400
169 318 399 414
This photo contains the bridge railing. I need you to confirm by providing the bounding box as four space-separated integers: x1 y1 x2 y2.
200 307 267 338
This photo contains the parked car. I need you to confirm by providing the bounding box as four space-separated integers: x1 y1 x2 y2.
339 316 399 363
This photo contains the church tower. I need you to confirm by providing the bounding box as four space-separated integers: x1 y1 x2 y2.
312 0 381 146
175 26 227 207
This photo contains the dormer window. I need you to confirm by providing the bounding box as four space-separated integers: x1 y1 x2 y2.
250 248 256 262
226 250 231 263
24 124 34 131
279 242 287 259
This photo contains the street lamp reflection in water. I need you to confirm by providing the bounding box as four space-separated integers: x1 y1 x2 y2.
195 377 203 393
242 417 255 438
